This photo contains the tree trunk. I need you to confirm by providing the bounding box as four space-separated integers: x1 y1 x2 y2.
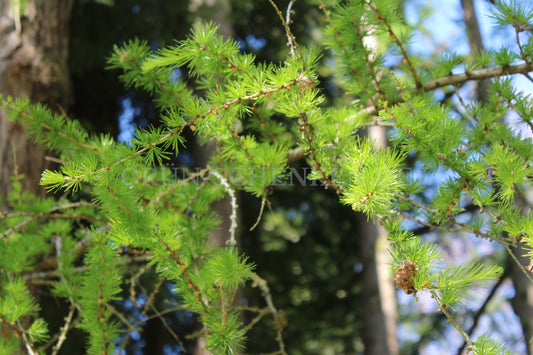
358 125 398 355
510 243 533 355
189 1 235 354
0 1 74 348
460 0 489 103
0 0 74 197
357 28 399 355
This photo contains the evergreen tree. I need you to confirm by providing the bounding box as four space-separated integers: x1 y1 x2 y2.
1 0 533 354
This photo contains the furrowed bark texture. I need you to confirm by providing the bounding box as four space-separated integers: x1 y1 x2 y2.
0 0 74 348
0 0 74 197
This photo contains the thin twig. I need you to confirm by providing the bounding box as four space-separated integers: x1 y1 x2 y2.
135 283 186 351
19 323 38 355
220 287 227 332
348 61 533 119
142 277 165 315
457 272 507 355
1 202 101 241
2 98 102 154
47 80 298 186
128 264 151 307
285 111 392 164
185 174 210 214
298 111 343 194
106 303 137 332
250 193 268 231
158 238 208 310
366 1 421 88
241 307 270 332
252 274 287 355
51 235 76 355
97 272 108 355
24 255 149 281
506 244 533 284
431 290 475 350
422 62 533 92
0 316 36 355
267 0 305 70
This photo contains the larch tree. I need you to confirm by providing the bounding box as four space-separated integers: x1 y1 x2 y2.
1 0 533 354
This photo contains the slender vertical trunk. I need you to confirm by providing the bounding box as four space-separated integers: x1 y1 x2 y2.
0 0 74 197
460 0 489 103
356 28 398 355
509 243 533 355
508 190 533 355
189 1 235 353
189 0 234 249
358 126 398 355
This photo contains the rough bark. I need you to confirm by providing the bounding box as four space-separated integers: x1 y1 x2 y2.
0 0 74 197
0 0 74 349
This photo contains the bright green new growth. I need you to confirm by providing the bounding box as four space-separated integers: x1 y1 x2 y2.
1 0 533 353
